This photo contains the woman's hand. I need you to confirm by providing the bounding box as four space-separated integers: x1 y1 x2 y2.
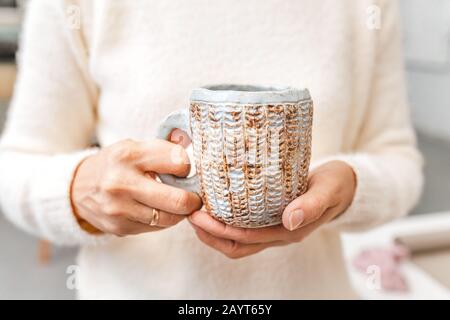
189 160 356 259
71 138 202 236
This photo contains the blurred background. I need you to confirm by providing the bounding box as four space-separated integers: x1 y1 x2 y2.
0 0 449 299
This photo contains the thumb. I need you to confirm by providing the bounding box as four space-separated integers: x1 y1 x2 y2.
282 180 335 231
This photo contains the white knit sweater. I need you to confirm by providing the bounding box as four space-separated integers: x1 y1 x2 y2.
0 0 422 299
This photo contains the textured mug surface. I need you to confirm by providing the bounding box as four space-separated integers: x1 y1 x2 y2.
158 85 313 228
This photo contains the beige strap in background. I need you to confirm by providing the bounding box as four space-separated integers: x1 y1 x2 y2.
395 229 450 253
0 63 16 100
395 226 450 290
411 250 450 290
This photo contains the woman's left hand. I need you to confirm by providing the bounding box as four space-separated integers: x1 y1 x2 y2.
189 160 356 259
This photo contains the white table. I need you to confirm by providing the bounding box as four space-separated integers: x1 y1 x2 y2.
342 211 450 299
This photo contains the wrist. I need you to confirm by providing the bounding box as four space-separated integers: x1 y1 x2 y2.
69 156 103 235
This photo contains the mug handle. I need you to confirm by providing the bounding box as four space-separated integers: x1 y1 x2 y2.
155 109 200 193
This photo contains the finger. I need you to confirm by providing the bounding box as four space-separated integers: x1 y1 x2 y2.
287 206 340 242
189 211 289 244
132 140 191 177
104 216 163 236
191 224 286 259
125 201 185 227
282 173 339 231
131 177 202 215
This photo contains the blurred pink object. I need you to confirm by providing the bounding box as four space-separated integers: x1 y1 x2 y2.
352 245 410 292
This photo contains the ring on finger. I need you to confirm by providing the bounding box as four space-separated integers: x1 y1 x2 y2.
149 208 160 226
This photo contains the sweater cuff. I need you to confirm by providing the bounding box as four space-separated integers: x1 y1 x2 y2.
30 148 112 245
311 154 385 232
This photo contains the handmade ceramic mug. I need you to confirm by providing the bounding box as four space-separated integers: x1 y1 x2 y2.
156 85 313 228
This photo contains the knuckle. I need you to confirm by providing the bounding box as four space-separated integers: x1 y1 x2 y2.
168 145 190 174
226 227 247 243
110 140 140 163
101 181 124 195
173 162 191 177
173 191 191 212
101 174 128 195
329 184 343 206
162 212 179 226
309 194 323 209
178 149 190 165
169 214 184 226
103 203 123 217
308 193 327 216
225 242 242 259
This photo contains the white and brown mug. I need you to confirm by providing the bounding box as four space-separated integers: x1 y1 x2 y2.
156 85 313 228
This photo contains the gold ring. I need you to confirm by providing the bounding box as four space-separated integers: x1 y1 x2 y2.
149 208 160 226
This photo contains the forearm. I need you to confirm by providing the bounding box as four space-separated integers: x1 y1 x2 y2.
0 148 109 246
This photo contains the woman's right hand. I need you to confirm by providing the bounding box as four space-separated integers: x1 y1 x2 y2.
71 139 202 236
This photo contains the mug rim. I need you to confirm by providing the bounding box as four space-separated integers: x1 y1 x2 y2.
190 84 311 104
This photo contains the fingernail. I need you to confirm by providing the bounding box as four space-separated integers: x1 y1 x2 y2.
288 209 304 231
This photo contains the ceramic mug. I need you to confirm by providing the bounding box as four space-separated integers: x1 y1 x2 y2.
156 85 313 228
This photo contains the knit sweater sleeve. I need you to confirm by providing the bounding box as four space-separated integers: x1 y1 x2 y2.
0 0 108 245
321 0 423 232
